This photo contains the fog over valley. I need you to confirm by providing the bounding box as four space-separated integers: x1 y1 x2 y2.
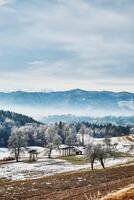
0 89 134 120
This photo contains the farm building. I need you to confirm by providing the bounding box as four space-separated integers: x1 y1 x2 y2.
59 145 84 156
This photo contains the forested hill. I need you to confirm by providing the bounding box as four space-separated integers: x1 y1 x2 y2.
0 110 40 147
0 110 39 126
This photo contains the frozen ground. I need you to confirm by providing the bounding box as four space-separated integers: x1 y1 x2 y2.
79 134 134 155
0 134 133 161
0 156 133 180
0 134 133 181
0 147 60 160
0 148 11 160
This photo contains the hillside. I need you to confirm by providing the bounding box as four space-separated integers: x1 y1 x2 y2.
0 89 134 118
0 110 39 126
0 110 40 147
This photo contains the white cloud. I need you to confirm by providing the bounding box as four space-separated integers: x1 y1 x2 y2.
0 0 134 91
0 0 15 6
0 0 8 6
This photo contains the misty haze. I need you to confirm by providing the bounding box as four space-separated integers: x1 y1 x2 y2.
0 0 134 200
0 89 134 120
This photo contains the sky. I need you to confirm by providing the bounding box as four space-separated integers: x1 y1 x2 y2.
0 0 134 92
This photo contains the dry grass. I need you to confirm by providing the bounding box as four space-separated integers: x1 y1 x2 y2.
102 185 134 200
125 136 134 142
58 155 88 165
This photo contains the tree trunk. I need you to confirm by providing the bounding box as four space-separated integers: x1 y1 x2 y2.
15 148 19 162
48 148 52 158
91 158 95 171
100 158 105 169
33 154 35 161
29 154 32 161
82 133 84 146
16 154 19 162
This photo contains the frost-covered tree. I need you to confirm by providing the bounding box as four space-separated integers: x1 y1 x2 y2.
45 125 62 158
65 125 77 155
32 125 47 147
78 124 90 146
65 125 76 146
61 124 70 144
8 127 28 162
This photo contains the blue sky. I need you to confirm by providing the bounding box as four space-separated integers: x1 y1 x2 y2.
0 0 134 92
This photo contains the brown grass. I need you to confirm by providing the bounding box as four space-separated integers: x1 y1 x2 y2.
0 164 134 200
102 186 134 200
125 136 134 142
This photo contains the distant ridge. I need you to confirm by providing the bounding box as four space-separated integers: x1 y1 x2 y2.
0 88 133 94
41 114 134 125
0 89 134 117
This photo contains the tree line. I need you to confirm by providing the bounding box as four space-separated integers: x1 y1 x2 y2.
0 120 131 148
8 122 131 162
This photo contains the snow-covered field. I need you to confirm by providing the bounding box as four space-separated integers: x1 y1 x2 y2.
0 147 60 161
0 158 74 180
80 134 134 155
0 156 133 181
0 148 11 160
0 134 133 181
0 146 133 181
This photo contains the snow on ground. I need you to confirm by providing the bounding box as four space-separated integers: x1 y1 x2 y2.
79 134 134 154
0 156 133 181
0 134 133 161
0 148 11 160
0 147 60 160
0 133 134 181
0 158 72 180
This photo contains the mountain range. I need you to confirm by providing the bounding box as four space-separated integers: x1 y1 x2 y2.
0 89 134 118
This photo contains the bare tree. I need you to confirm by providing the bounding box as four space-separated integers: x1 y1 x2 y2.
86 144 107 170
8 127 28 162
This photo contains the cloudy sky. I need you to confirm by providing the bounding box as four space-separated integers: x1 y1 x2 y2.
0 0 134 92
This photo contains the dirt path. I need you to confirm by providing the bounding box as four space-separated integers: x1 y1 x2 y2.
0 164 134 200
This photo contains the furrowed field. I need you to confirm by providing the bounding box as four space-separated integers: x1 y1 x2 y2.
0 164 133 200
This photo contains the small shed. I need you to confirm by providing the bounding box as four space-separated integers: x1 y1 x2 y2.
28 149 38 161
73 146 83 155
59 145 76 156
59 145 85 156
